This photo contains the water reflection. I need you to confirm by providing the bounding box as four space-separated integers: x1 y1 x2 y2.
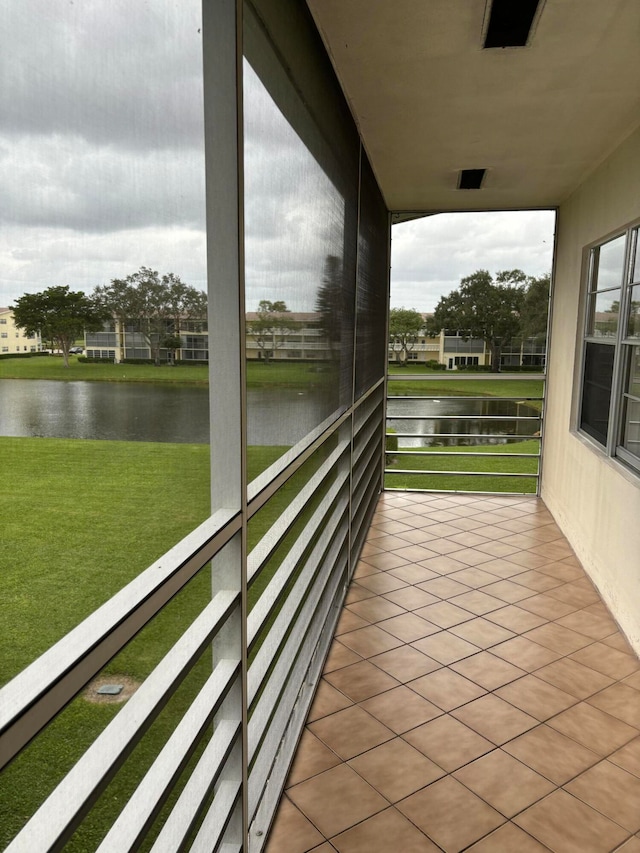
387 397 541 447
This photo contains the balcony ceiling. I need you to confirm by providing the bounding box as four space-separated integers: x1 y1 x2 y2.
306 0 640 214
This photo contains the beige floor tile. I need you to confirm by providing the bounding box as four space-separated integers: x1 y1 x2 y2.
565 759 640 832
323 641 362 673
447 566 499 588
451 694 538 745
503 724 600 784
411 630 480 665
418 554 470 574
307 679 353 721
523 622 592 655
449 616 515 649
485 605 547 633
480 557 530 578
537 560 584 581
357 571 409 593
348 738 444 802
309 705 394 760
480 579 535 603
361 685 443 734
324 660 399 703
447 547 497 566
447 531 491 548
369 645 441 681
454 749 554 817
421 537 467 556
556 609 619 640
511 569 563 591
288 765 387 839
335 609 369 635
382 586 439 610
602 631 637 655
392 528 440 546
546 582 599 608
610 736 640 777
535 656 614 699
502 550 551 569
409 667 486 711
346 596 405 624
587 682 640 728
264 796 324 853
397 776 505 852
331 806 441 853
548 701 638 755
496 674 578 720
417 576 472 599
571 642 640 680
626 671 640 691
377 612 440 643
338 625 404 658
286 730 342 787
345 583 377 604
353 560 381 579
490 635 561 672
615 837 640 852
517 592 577 620
449 589 505 615
390 544 441 563
514 789 629 853
450 650 526 690
403 714 494 772
388 563 438 584
413 600 475 628
466 821 552 852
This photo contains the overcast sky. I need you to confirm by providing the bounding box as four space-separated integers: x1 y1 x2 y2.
390 210 556 313
0 2 555 314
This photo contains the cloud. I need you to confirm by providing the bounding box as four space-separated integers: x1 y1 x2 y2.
391 210 556 311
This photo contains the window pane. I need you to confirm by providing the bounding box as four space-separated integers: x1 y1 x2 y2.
595 234 626 290
633 232 640 284
243 7 359 480
628 284 640 339
580 342 615 445
587 289 620 338
621 346 640 463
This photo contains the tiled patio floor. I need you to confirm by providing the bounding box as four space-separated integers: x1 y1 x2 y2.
265 492 640 853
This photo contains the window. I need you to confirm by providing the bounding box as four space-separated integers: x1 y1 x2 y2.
0 318 6 324
1 333 6 338
579 227 640 473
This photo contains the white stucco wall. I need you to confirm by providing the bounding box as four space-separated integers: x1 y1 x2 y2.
542 125 640 653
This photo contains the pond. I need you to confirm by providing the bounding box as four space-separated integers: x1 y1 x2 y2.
0 380 335 445
386 396 541 447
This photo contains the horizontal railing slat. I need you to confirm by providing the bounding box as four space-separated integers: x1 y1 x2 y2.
0 508 240 772
96 659 240 852
5 590 238 853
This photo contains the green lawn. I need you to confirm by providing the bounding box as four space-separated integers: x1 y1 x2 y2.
0 354 336 390
385 438 540 493
0 436 294 849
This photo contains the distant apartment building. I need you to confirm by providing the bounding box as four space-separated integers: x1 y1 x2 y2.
0 307 42 354
85 318 209 362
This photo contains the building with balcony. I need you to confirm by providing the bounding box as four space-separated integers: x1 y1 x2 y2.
2 1 640 851
0 307 41 355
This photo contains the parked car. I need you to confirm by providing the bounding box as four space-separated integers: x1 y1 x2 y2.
69 346 84 354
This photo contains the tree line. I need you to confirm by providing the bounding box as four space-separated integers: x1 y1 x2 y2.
11 268 207 368
390 269 550 371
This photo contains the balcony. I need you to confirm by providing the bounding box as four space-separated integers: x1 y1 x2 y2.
266 491 640 852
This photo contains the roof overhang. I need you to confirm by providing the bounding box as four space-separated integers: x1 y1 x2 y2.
306 0 640 213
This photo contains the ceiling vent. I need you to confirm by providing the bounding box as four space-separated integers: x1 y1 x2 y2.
458 169 486 190
483 0 541 48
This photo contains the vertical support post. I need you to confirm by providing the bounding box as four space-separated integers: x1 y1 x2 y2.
202 0 247 847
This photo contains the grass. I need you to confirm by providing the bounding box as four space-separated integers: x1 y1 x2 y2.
384 438 540 493
0 436 296 849
0 354 336 390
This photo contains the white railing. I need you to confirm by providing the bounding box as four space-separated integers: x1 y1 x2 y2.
0 381 385 852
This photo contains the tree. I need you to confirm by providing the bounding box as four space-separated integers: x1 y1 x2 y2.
389 307 424 366
247 300 299 364
520 273 550 340
11 286 107 368
94 267 207 365
315 255 345 359
427 269 526 372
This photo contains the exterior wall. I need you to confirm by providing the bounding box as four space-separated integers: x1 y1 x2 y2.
543 124 640 652
0 308 41 353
